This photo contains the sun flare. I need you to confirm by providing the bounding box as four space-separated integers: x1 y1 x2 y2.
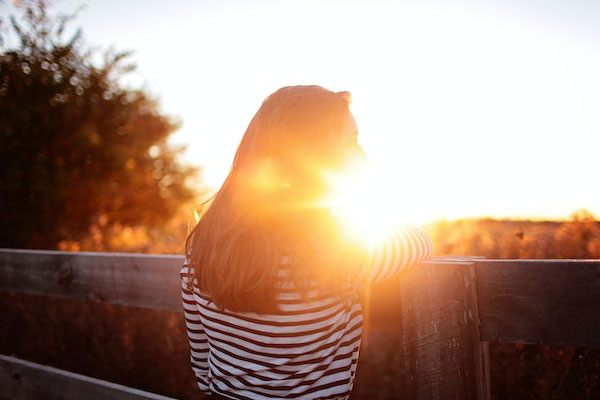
323 162 411 244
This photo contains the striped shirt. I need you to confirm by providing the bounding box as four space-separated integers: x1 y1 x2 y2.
181 225 433 399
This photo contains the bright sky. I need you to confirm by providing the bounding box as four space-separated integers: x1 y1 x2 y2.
6 0 600 223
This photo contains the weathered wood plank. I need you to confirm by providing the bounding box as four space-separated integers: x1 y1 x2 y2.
399 260 489 400
0 249 183 311
0 354 177 400
476 259 600 348
0 250 470 313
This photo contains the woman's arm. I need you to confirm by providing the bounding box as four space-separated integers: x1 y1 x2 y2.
180 264 211 396
352 225 433 288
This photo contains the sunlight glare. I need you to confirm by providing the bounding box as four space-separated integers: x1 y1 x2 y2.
324 162 410 245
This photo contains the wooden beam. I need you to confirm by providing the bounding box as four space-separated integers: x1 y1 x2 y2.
0 250 474 313
476 259 600 349
0 249 183 311
399 260 490 400
0 354 177 400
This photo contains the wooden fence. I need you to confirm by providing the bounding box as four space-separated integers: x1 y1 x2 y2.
0 248 599 399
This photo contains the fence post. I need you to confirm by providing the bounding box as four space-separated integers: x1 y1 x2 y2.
400 260 490 399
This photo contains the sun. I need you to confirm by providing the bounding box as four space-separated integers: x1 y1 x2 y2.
322 162 411 245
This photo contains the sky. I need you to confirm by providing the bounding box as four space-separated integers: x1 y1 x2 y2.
3 0 600 223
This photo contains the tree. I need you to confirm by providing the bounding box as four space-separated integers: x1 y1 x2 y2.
0 1 198 249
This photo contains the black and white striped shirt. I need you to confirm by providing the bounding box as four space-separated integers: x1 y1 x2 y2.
181 225 433 399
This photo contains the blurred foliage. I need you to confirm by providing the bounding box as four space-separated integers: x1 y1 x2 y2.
427 209 600 259
0 0 199 250
0 290 202 399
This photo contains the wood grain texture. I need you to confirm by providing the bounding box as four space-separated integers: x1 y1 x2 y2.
399 260 489 400
476 259 600 348
0 249 183 311
0 354 177 400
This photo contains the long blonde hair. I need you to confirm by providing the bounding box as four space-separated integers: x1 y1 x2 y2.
185 85 365 312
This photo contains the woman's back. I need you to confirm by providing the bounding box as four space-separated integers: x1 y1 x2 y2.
181 225 432 399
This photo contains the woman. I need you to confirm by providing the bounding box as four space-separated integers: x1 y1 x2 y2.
181 85 432 399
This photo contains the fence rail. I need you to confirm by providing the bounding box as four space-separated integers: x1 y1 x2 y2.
0 355 176 400
1 248 599 399
0 249 182 311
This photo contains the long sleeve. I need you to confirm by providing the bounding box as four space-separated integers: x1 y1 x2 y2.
180 264 211 395
352 225 433 288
